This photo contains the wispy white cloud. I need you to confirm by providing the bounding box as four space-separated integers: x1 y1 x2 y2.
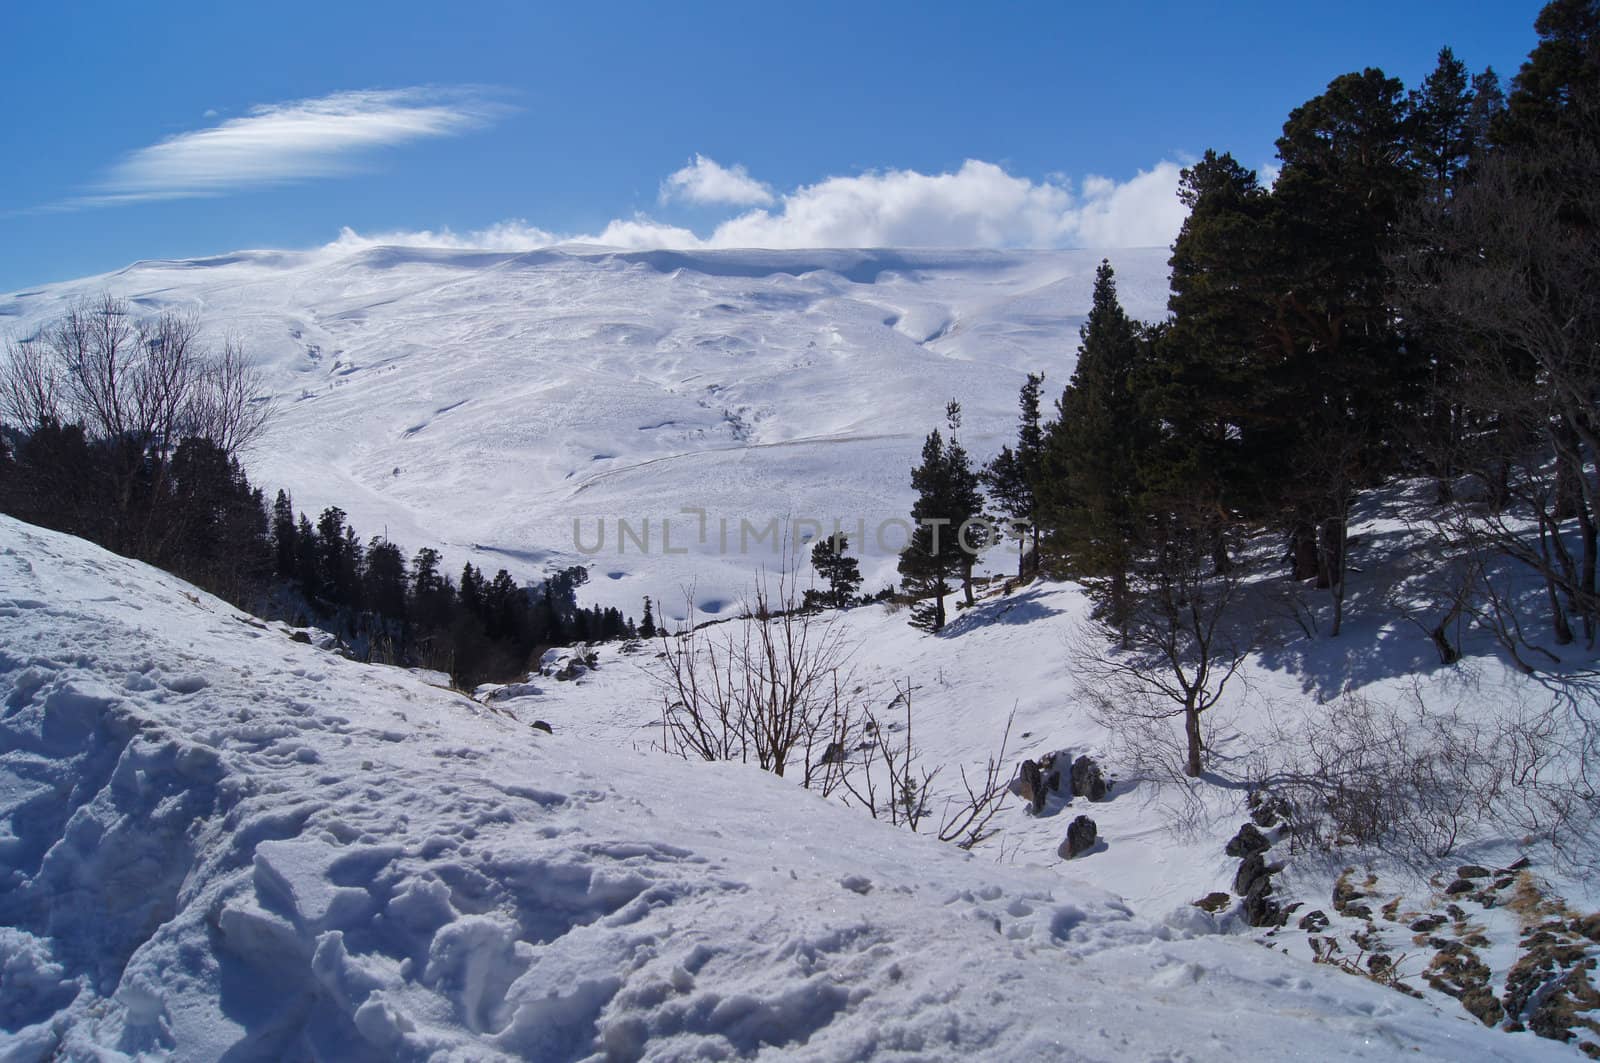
333 157 1189 254
75 87 508 207
660 155 775 207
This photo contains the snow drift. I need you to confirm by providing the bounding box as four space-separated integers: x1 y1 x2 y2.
0 514 1557 1060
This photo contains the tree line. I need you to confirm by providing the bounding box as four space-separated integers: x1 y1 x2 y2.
0 294 637 688
898 0 1600 775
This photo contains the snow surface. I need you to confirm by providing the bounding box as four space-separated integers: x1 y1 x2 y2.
1 245 1172 619
0 515 1566 1060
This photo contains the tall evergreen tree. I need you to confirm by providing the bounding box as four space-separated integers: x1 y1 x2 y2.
898 402 986 631
1038 260 1151 636
1269 68 1419 623
271 489 297 580
983 372 1046 576
1409 47 1477 198
1142 152 1277 564
639 596 657 639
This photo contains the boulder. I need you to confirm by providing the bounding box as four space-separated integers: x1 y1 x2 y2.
1224 823 1271 859
531 720 553 734
1234 853 1271 898
1298 909 1330 932
1241 877 1282 927
1016 759 1045 815
1070 755 1109 801
1456 864 1491 880
1059 816 1098 859
1194 892 1231 913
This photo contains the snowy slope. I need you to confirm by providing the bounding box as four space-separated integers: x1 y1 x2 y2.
0 515 1563 1061
0 245 1170 619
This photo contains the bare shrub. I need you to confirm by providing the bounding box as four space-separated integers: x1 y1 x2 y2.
651 575 1015 849
651 567 862 785
1265 682 1600 870
837 681 1014 849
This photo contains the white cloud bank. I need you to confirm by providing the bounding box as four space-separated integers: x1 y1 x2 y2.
338 156 1189 254
660 155 775 207
81 87 507 206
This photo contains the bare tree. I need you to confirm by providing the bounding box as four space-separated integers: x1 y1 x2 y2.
1075 515 1252 778
7 294 277 558
0 339 61 429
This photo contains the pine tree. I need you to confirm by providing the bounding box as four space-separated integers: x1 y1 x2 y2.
1140 152 1277 572
983 372 1045 577
898 402 986 631
272 489 296 580
1269 68 1419 624
805 534 864 610
1038 260 1150 636
1409 47 1477 198
639 596 657 639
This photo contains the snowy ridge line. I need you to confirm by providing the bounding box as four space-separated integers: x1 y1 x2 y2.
0 514 1558 1060
0 244 1174 617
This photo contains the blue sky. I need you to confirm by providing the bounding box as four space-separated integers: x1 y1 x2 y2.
0 0 1541 291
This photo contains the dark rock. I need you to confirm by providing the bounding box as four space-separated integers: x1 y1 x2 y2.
818 741 846 765
1505 855 1531 871
1299 909 1330 932
1410 914 1447 933
1575 914 1600 943
1070 755 1109 801
1241 877 1283 927
1246 787 1289 829
1224 822 1271 859
1344 904 1373 920
1445 878 1474 896
1059 815 1098 859
531 720 553 734
1446 903 1467 921
1367 953 1392 974
289 631 313 644
1234 853 1272 897
1194 892 1231 913
1043 768 1062 794
1332 880 1364 909
1018 759 1045 815
1456 864 1491 879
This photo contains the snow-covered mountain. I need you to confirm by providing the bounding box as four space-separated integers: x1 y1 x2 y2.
0 245 1171 618
0 515 1561 1061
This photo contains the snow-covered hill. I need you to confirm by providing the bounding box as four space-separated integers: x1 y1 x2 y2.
0 245 1170 619
0 515 1562 1060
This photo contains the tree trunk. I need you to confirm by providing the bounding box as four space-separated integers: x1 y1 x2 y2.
1211 535 1232 576
1290 522 1319 581
1319 517 1346 636
1184 703 1203 778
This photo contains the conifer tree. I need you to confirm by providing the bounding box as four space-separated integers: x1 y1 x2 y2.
805 534 864 609
898 401 986 631
639 596 657 639
1038 260 1150 636
272 489 296 580
983 372 1045 577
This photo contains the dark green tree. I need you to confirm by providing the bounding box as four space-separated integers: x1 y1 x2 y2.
639 596 657 639
983 371 1045 577
1038 260 1151 636
804 534 864 609
898 401 986 631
